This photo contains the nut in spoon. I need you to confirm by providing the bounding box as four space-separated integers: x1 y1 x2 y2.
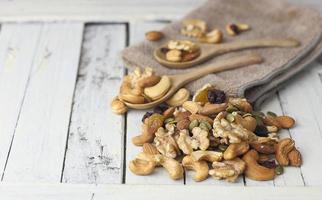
154 38 300 69
124 53 263 109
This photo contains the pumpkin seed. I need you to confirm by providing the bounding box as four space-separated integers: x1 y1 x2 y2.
242 113 253 118
226 113 235 123
226 105 239 113
199 121 212 131
218 144 228 152
189 119 199 131
267 111 277 117
164 117 176 124
275 165 284 175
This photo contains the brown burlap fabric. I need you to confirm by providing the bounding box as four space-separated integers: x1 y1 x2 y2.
122 0 322 105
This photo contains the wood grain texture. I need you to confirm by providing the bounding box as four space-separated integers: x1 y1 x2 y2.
278 62 322 186
0 183 322 200
125 21 183 184
2 23 84 183
0 24 42 179
62 24 126 184
0 0 205 22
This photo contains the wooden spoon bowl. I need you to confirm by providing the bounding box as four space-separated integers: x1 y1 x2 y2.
124 53 263 109
154 38 300 69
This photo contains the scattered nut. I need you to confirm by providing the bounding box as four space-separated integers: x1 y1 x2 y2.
250 140 276 154
226 23 250 36
135 152 184 180
183 101 202 114
224 141 249 160
198 29 223 44
209 158 246 182
191 150 223 162
181 19 207 38
182 155 209 182
233 113 257 132
129 158 157 175
132 114 164 146
166 88 190 107
166 49 182 62
189 114 213 125
275 116 295 129
144 76 171 100
276 138 301 167
242 150 275 181
110 97 128 114
154 124 180 158
137 75 161 88
199 103 228 116
143 143 159 155
145 31 164 41
288 148 302 167
228 97 253 113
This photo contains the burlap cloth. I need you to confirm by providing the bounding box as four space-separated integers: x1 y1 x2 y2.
122 0 322 106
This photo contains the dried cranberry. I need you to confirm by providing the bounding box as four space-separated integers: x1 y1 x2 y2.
207 89 226 104
260 160 277 169
153 103 169 114
254 125 268 137
142 112 153 122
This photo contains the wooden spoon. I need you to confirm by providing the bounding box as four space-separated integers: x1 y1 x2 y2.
154 38 300 69
124 53 263 109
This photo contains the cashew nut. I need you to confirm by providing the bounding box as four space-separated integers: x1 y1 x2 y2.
132 114 164 146
276 138 294 166
228 97 253 113
144 76 171 101
191 150 223 162
242 150 275 181
233 113 256 132
198 29 223 44
137 75 161 88
182 155 209 182
199 103 228 116
275 116 295 129
132 152 184 180
129 158 157 175
166 88 190 107
224 141 249 160
183 101 202 114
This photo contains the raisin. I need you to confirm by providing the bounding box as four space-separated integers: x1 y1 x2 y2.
160 47 169 54
260 160 277 169
207 89 226 104
254 125 268 137
142 112 153 122
153 103 169 114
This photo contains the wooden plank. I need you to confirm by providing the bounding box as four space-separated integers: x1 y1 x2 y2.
0 0 321 22
0 24 42 179
260 94 304 186
278 62 322 186
62 24 126 184
1 183 322 200
125 21 183 184
2 23 84 183
0 0 205 22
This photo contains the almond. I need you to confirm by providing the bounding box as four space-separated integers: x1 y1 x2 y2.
198 103 227 116
137 75 161 88
145 31 164 41
275 116 295 129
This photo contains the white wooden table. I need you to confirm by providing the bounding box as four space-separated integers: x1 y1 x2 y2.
0 0 322 199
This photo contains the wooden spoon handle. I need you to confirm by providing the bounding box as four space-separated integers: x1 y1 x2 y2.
178 54 263 84
206 38 300 59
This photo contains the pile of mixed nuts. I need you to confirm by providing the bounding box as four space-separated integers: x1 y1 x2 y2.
128 84 301 182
